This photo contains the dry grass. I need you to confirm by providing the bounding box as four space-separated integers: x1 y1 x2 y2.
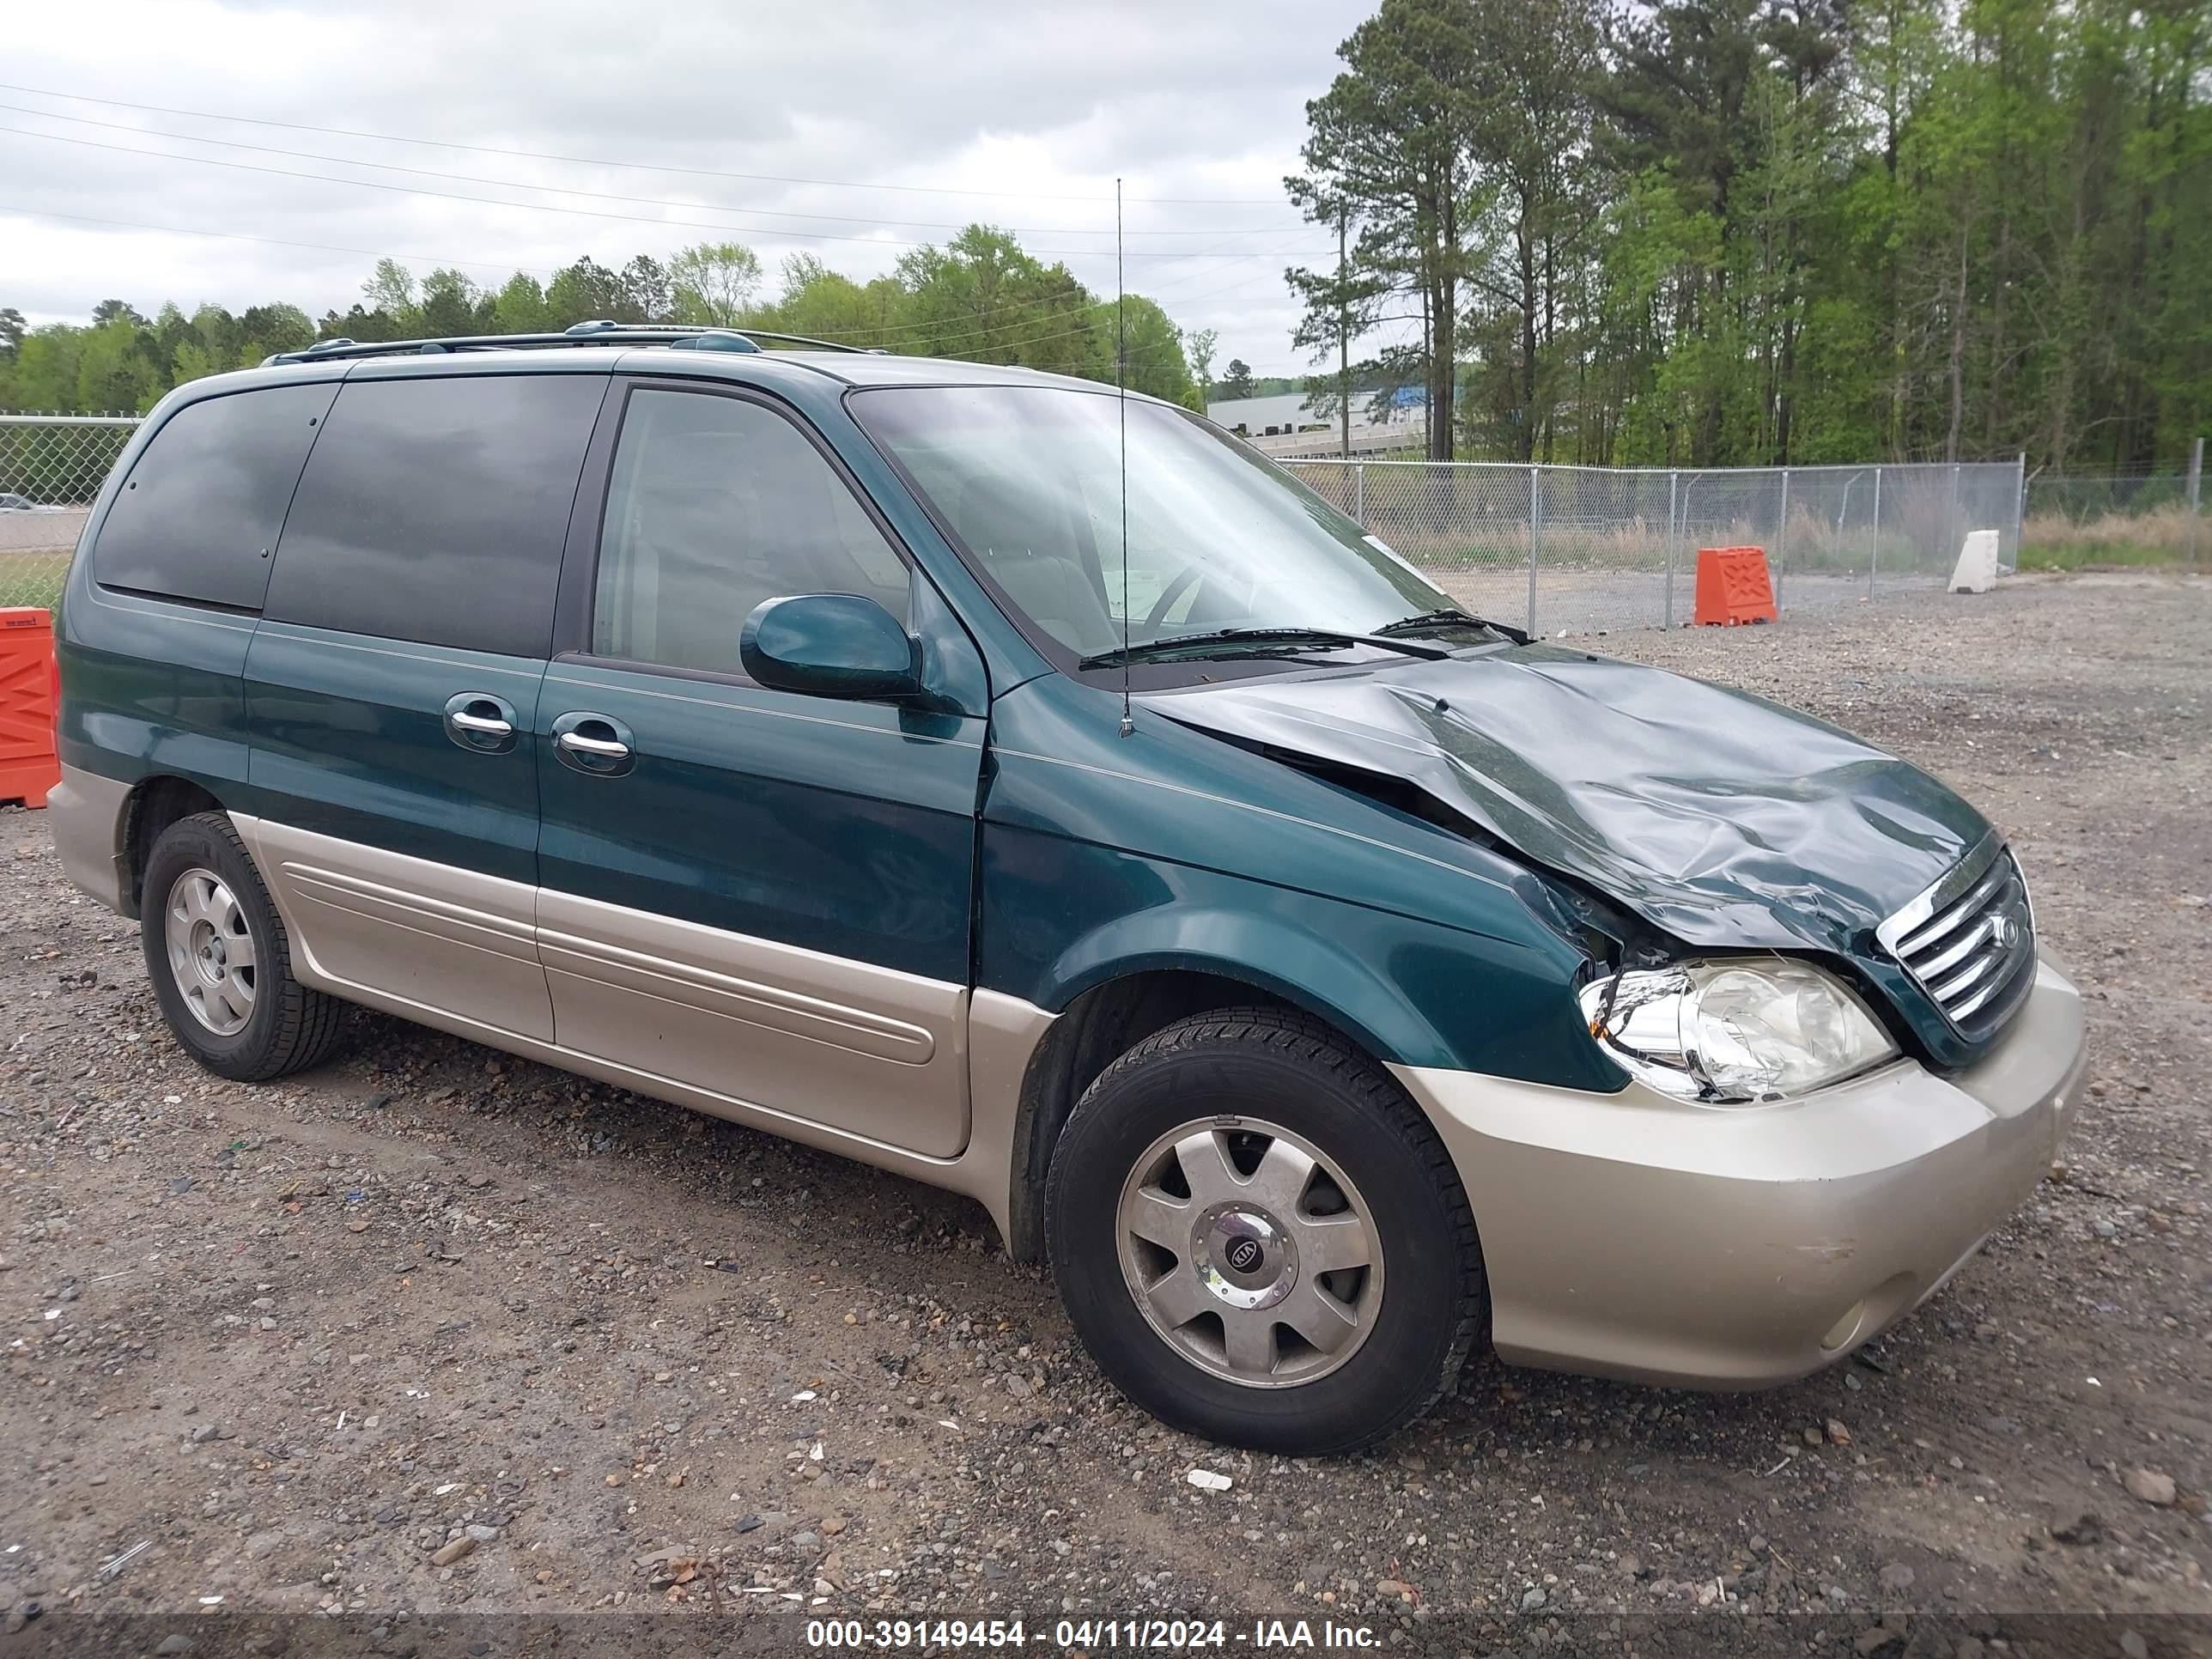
0 550 70 611
2021 501 2200 553
1384 509 1953 576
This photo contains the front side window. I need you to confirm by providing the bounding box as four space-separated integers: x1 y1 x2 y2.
851 386 1476 669
590 388 908 678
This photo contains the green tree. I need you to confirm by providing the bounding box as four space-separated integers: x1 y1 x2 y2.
1219 358 1257 398
1597 0 1782 461
170 337 224 387
544 257 633 326
491 274 553 335
1285 198 1388 441
1186 327 1219 399
1458 0 1602 461
0 228 1224 410
416 268 486 337
1290 0 1484 459
668 243 762 326
5 325 86 410
240 304 313 361
895 225 1099 376
1093 295 1197 405
73 317 162 411
622 254 672 324
317 302 406 343
754 253 904 343
361 259 416 319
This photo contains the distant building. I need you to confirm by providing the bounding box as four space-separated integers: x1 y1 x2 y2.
1204 388 1427 456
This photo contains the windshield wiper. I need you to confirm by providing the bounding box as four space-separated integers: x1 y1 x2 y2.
1079 626 1454 671
1374 607 1528 645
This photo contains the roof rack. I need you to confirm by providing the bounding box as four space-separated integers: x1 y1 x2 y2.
263 320 877 367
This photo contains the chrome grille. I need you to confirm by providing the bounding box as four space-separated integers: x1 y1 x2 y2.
1876 836 2036 1042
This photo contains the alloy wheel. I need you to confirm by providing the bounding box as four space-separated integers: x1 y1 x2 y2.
163 866 258 1036
1115 1117 1383 1388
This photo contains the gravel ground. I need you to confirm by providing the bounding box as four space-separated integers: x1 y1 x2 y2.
3 571 2207 1656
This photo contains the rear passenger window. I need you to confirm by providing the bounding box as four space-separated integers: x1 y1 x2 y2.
265 374 604 659
92 383 337 611
591 388 909 678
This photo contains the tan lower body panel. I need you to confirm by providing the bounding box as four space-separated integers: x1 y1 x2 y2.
226 813 1056 1237
1392 957 2086 1389
48 764 133 914
236 814 553 1042
537 887 969 1160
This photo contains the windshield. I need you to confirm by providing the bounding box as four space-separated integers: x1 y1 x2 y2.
850 385 1467 665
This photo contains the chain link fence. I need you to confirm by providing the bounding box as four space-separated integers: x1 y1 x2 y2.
4 414 2196 629
0 415 139 611
2023 471 2205 568
1284 458 2034 635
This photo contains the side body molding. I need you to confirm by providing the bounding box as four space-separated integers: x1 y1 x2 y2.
238 814 552 1041
228 814 1054 1239
536 885 969 1158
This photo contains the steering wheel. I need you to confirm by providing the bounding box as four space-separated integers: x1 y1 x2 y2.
1143 561 1206 629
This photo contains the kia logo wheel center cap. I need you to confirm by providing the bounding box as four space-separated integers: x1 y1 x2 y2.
1194 1203 1297 1311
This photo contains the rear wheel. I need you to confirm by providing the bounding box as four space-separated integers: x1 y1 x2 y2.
1045 1007 1486 1455
141 812 347 1081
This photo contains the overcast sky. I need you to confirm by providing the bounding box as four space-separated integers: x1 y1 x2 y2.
1 0 1376 376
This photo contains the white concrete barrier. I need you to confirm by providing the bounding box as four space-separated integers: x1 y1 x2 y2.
1949 529 2001 594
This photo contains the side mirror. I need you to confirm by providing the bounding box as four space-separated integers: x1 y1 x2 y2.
739 593 923 702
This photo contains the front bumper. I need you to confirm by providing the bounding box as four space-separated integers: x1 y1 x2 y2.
1393 955 2085 1389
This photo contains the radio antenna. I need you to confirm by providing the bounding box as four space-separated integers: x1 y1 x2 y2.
1115 176 1134 740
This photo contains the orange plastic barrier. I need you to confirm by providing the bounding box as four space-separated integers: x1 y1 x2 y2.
1692 545 1778 626
0 607 60 809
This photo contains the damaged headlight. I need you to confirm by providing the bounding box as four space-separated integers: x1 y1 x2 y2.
1577 958 1898 1104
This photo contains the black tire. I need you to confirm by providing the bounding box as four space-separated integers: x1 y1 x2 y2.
139 811 348 1081
1045 1007 1486 1455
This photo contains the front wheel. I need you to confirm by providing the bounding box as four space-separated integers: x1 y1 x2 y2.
1045 1008 1487 1455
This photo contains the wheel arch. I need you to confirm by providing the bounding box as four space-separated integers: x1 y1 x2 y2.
998 954 1407 1267
118 774 227 918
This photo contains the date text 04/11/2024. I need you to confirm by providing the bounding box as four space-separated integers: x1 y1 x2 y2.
802 1618 1382 1649
1056 1623 1380 1650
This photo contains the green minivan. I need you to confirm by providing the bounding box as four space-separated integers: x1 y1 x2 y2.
49 325 2084 1454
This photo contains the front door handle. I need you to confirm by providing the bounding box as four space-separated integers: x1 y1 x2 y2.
551 710 635 776
444 691 520 754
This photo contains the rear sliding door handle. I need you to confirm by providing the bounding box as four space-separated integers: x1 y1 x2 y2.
550 710 636 775
557 731 629 758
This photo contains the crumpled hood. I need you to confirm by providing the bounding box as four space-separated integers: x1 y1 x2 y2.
1145 644 1989 955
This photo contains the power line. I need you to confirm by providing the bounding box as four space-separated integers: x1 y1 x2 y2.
2 138 1307 362
0 201 559 277
0 200 1300 356
0 126 1332 262
0 82 1297 206
0 104 1308 239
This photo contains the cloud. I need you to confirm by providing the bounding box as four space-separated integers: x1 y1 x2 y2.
0 0 1372 374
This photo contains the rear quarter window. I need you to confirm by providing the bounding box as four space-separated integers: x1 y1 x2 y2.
91 383 338 611
265 374 605 659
